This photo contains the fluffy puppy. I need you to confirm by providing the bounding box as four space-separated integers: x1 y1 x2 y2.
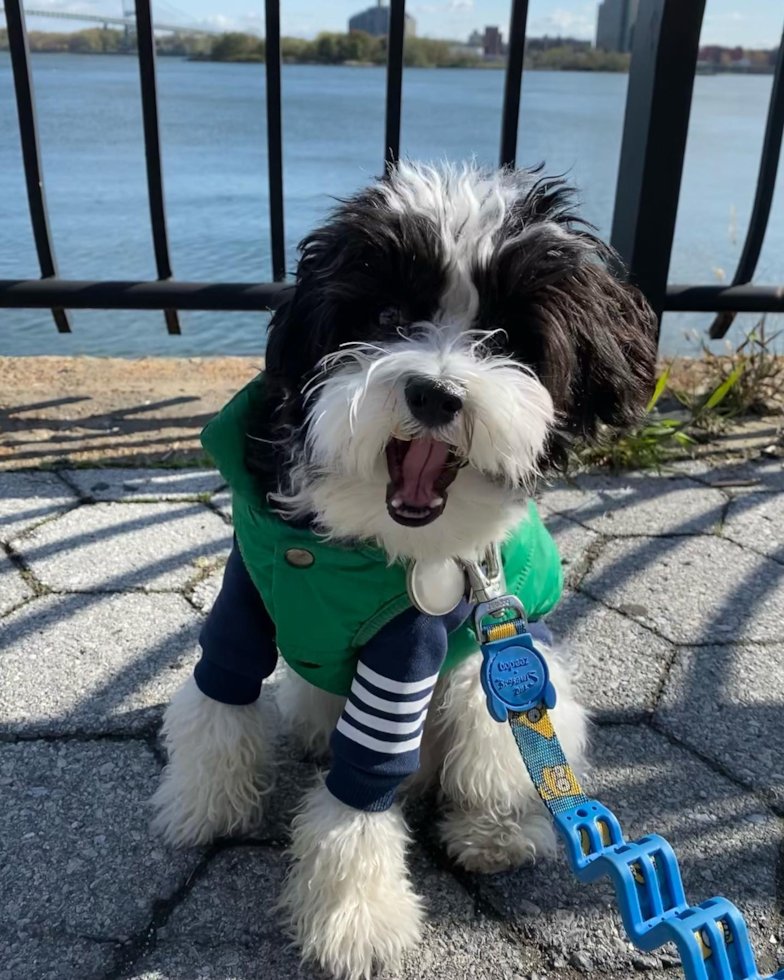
153 161 656 979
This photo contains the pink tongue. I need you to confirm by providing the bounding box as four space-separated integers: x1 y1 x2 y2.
400 438 449 507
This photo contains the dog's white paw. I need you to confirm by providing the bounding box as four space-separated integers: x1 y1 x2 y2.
439 805 556 873
151 676 273 847
279 778 424 979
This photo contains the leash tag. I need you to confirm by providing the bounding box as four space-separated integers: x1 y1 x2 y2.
480 624 556 723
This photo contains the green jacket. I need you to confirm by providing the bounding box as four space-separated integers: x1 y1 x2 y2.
201 376 563 696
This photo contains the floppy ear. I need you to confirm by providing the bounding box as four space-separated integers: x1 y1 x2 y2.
264 229 346 394
249 213 378 484
530 260 658 465
473 173 658 465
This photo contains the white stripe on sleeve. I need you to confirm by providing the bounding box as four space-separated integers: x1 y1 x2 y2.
351 679 433 715
343 699 427 735
356 661 439 696
336 717 423 755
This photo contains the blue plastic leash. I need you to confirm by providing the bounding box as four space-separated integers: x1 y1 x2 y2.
474 590 784 980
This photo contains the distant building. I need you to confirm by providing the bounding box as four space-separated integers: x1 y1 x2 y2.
349 0 416 38
698 43 779 72
483 26 503 58
595 0 638 53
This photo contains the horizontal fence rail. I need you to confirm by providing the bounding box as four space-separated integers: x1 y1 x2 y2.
0 279 294 311
665 284 784 313
2 279 781 315
1 0 783 341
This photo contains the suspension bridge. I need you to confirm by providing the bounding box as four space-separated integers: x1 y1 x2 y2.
0 0 221 35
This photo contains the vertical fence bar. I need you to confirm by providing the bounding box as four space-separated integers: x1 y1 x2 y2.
499 0 529 169
265 0 286 281
384 0 406 171
709 24 784 339
610 0 706 329
5 0 71 333
134 0 180 334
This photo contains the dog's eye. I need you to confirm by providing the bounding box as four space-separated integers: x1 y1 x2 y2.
378 306 403 329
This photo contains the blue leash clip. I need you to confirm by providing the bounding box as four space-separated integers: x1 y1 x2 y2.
474 591 784 980
477 596 556 722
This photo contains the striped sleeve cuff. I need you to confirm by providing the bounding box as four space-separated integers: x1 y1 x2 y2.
326 655 441 811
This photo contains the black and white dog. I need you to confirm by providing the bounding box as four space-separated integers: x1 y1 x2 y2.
152 162 656 978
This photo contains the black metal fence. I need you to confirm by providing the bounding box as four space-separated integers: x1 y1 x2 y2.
1 0 783 342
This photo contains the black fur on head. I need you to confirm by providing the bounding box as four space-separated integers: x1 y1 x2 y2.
248 163 658 488
472 171 658 465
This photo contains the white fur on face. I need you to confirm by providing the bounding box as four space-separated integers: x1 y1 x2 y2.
278 328 554 561
272 162 559 561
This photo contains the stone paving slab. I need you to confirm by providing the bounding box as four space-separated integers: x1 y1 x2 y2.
13 501 233 593
537 481 598 520
0 741 199 969
656 643 784 810
581 534 784 645
132 845 544 980
540 474 726 537
539 470 718 519
544 516 599 589
689 458 784 494
189 563 226 612
0 550 33 616
722 491 784 560
0 937 113 980
0 593 200 736
548 592 673 720
0 471 79 543
64 468 225 502
127 938 308 980
571 475 726 537
470 724 784 977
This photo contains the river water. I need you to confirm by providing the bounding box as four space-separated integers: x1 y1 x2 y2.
0 54 781 356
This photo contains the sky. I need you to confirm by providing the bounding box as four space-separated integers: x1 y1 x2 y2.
3 0 783 49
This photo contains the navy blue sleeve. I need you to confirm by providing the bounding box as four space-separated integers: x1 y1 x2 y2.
194 539 278 705
326 599 472 812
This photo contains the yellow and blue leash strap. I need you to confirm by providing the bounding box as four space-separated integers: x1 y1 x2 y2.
479 612 784 980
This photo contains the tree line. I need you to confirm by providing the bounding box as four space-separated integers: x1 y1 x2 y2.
0 27 633 72
206 31 484 68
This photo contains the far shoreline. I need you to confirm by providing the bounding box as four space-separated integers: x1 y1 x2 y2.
2 51 775 75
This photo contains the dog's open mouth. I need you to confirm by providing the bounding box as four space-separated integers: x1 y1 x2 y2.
385 437 460 527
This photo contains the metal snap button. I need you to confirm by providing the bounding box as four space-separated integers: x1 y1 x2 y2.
284 548 314 568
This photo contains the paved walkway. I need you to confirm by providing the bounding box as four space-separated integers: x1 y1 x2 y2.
2 461 784 980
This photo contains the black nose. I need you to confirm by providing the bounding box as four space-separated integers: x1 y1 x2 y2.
404 376 465 428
